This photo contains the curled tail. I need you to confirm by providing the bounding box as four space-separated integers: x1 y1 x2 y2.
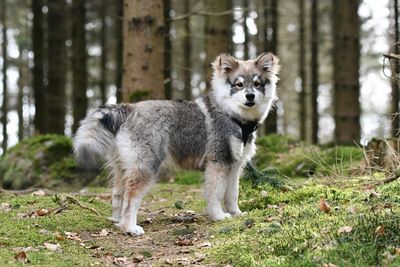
73 104 134 170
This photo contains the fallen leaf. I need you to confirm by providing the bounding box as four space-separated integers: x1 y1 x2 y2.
323 263 338 267
346 206 357 214
176 257 191 265
192 252 205 263
15 251 29 263
32 189 46 196
55 231 65 241
165 258 173 265
319 198 331 213
365 188 380 198
197 242 211 248
64 231 82 241
113 257 128 265
91 229 109 237
338 226 353 234
175 237 193 246
375 225 385 236
1 203 11 212
132 255 144 262
35 208 49 216
260 190 268 197
44 242 63 253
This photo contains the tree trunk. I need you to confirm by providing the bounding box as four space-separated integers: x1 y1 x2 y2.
391 0 400 136
47 0 68 134
333 0 361 144
264 0 278 134
72 0 88 133
115 0 123 103
243 0 249 59
311 0 318 144
164 0 172 100
183 0 192 100
100 0 107 105
122 0 165 102
1 0 8 152
32 0 46 134
204 0 232 84
299 0 307 141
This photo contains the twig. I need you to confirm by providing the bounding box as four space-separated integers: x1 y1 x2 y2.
383 53 400 61
65 195 101 216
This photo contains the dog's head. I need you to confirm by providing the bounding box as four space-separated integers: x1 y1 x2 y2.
211 53 280 122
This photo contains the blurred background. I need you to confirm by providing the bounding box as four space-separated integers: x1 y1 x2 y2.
0 0 399 154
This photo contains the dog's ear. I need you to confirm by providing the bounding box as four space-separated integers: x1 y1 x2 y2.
212 53 239 73
255 52 280 74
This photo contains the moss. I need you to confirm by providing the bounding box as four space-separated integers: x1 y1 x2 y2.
128 90 151 102
254 135 363 178
0 135 99 190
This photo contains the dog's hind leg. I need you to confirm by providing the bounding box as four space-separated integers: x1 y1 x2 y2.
204 163 232 221
116 169 155 235
110 166 125 223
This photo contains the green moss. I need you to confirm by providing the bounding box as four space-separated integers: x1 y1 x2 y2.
128 90 151 102
0 135 100 190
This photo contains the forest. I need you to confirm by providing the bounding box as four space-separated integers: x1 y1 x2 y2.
0 0 400 266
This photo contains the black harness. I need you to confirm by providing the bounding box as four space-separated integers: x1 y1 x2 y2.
231 117 260 145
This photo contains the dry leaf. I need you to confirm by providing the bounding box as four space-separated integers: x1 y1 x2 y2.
165 258 173 265
113 257 128 265
375 225 385 236
32 189 46 196
91 229 109 237
323 263 338 267
35 208 49 216
132 255 144 262
55 231 65 241
1 203 11 212
346 206 357 214
64 231 82 241
175 238 193 246
197 242 211 248
319 198 331 213
44 242 63 253
338 226 353 234
15 251 29 263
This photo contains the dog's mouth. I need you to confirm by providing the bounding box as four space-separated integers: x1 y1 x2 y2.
244 101 255 107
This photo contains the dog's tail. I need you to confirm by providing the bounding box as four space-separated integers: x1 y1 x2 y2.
73 104 134 170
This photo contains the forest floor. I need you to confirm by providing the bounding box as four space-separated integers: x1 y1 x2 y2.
1 174 400 266
1 135 400 266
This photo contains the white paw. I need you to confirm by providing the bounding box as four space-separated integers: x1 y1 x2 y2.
126 225 145 236
209 212 232 221
228 209 243 217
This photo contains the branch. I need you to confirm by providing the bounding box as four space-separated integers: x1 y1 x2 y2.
383 53 400 61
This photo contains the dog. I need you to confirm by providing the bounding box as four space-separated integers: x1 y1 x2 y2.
73 52 280 235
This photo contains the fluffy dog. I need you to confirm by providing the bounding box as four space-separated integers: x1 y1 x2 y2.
73 52 280 235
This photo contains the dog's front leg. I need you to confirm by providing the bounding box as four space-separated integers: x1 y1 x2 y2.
224 164 243 216
204 163 231 221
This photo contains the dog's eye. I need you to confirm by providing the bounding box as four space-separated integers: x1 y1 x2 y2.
236 82 244 88
254 81 260 87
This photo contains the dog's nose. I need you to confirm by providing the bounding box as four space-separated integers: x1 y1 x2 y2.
245 93 255 101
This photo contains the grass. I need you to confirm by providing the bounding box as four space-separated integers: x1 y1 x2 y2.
0 135 399 266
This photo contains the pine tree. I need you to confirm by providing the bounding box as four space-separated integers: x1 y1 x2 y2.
47 0 68 134
333 0 361 144
72 0 88 132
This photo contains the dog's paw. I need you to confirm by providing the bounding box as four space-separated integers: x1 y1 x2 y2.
209 212 232 221
126 225 145 236
228 209 244 217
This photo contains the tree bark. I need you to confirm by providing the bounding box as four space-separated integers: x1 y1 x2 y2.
122 0 165 102
333 0 361 144
183 0 192 100
311 0 318 144
299 0 307 141
243 0 249 59
164 0 172 100
204 0 232 85
1 0 8 152
391 0 400 136
100 0 107 105
47 0 68 134
72 0 88 133
32 0 46 134
264 0 278 134
115 0 123 103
